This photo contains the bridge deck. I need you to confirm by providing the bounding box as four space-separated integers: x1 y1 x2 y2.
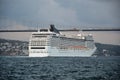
0 29 120 32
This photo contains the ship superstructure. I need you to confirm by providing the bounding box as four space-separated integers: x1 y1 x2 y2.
29 25 96 57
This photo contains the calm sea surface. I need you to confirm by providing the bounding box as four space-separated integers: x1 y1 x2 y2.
0 56 120 80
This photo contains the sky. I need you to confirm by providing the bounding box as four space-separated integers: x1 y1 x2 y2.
0 0 120 29
0 0 120 45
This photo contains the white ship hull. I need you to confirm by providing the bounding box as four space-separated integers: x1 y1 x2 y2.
29 46 96 57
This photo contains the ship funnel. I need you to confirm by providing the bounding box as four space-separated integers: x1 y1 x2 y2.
50 24 60 34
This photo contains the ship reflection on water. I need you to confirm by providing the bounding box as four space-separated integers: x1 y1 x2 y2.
0 56 120 80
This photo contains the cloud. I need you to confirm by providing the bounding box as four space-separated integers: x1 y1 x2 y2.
0 0 79 27
34 0 79 26
5 22 29 30
0 0 120 29
0 18 30 29
56 0 120 27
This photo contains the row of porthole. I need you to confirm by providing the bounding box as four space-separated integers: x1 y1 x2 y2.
30 51 48 53
58 47 88 50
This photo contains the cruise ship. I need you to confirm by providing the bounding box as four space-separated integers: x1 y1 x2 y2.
29 25 96 57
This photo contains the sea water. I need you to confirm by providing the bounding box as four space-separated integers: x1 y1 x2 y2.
0 56 120 80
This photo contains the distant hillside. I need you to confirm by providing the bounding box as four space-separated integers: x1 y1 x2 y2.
0 38 28 56
95 43 120 56
0 38 120 56
0 38 28 43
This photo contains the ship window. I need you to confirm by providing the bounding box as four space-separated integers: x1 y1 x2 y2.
31 47 45 49
53 34 56 35
40 29 48 32
33 36 47 37
33 34 56 35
